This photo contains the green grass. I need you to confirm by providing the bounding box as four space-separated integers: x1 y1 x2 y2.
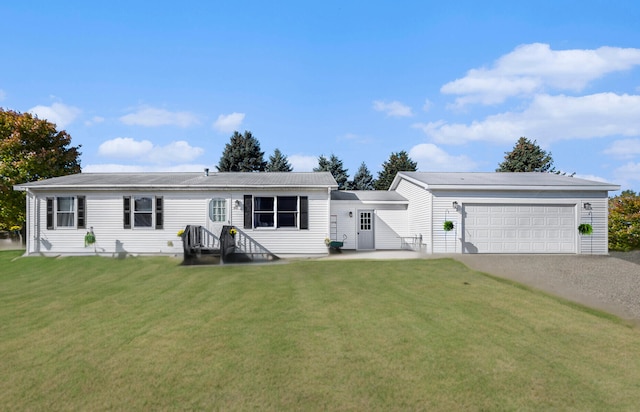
2 250 640 410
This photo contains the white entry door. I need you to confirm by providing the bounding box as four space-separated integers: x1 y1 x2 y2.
463 204 576 254
206 197 230 239
357 210 375 250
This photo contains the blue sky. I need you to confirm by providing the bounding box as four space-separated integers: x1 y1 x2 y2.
2 1 640 192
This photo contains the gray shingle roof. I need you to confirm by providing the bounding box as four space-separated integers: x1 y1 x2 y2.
14 172 338 190
331 190 408 202
393 172 620 191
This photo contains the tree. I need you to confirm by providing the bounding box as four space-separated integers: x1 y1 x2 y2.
0 108 81 230
314 154 349 189
266 148 293 172
217 130 266 172
497 137 555 172
609 190 640 251
374 150 417 190
349 162 375 190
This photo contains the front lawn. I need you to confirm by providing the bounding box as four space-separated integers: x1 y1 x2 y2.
1 250 639 410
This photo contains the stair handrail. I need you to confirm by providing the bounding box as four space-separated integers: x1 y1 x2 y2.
220 225 278 262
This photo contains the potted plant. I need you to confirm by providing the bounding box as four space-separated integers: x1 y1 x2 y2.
443 220 454 232
578 223 593 235
84 230 96 247
229 227 238 237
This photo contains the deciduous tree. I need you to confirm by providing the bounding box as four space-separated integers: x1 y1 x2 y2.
375 151 417 190
609 190 640 251
0 108 81 230
314 154 349 189
266 148 293 172
217 131 266 172
497 137 555 172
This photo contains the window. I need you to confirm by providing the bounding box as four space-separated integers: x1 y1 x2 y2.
134 197 153 227
243 195 308 229
123 196 163 229
277 196 297 228
209 198 227 222
254 197 275 227
45 196 86 230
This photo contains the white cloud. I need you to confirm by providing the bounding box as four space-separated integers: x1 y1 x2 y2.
409 143 477 171
98 137 204 164
373 100 413 117
288 154 317 172
0 89 6 101
422 99 433 112
604 139 640 159
573 174 612 183
613 161 640 189
148 140 204 164
442 43 640 107
84 116 105 127
414 93 640 145
28 102 81 129
120 107 199 127
99 137 154 158
213 112 245 133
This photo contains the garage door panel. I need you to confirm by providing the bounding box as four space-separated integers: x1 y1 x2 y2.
464 203 576 254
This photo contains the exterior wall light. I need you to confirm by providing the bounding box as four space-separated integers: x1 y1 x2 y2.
452 201 459 209
583 202 592 210
349 211 353 218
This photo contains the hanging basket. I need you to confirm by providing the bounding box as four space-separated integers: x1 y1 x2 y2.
578 223 593 235
84 232 96 247
443 220 454 232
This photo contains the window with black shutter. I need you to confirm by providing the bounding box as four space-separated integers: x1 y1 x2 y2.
244 195 252 229
155 197 163 229
77 196 86 229
123 196 131 229
46 198 54 230
300 196 309 230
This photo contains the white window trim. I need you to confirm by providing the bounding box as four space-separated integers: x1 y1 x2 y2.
132 195 155 229
252 196 301 230
55 196 77 230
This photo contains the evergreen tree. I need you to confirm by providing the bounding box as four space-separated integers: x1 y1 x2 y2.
374 151 417 190
266 148 293 172
0 109 81 230
314 154 349 189
350 162 375 190
497 137 555 172
217 130 267 172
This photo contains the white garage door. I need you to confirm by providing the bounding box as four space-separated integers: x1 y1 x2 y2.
463 204 576 254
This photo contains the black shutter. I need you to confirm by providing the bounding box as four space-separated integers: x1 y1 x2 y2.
123 196 131 229
46 197 54 230
77 196 86 229
155 196 163 230
300 196 309 230
244 195 252 229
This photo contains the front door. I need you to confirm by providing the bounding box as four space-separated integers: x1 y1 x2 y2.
206 197 230 239
357 210 375 250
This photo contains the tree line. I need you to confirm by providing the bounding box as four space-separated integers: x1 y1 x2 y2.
216 130 418 190
1 108 638 251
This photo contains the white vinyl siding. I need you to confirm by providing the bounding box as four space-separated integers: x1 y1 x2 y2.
427 190 611 255
394 179 433 252
29 190 330 257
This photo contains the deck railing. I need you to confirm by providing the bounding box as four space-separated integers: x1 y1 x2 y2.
182 225 220 257
220 225 278 263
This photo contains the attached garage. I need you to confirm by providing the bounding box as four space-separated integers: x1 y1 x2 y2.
390 172 620 255
463 204 575 253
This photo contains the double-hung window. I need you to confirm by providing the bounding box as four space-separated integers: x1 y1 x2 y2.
123 196 163 229
244 195 308 230
46 196 86 230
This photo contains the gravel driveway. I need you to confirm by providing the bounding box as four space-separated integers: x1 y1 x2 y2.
455 252 640 325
